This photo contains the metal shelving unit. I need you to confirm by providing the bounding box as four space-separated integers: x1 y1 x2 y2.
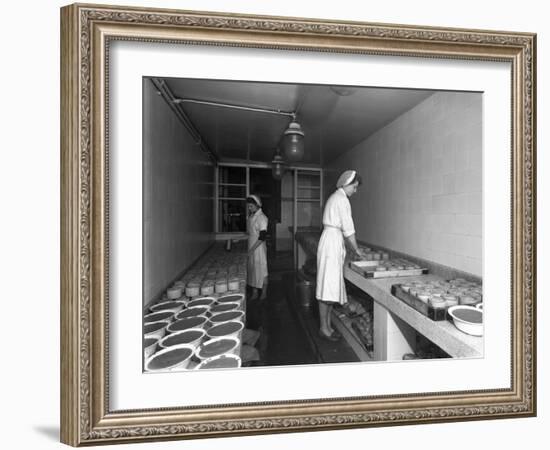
293 169 323 269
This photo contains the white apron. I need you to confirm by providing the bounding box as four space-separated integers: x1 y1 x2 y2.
316 189 356 304
247 209 268 289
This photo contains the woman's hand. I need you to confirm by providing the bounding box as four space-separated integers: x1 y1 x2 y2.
355 248 368 260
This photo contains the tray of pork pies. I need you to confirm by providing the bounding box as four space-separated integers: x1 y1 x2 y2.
350 257 428 278
391 278 483 324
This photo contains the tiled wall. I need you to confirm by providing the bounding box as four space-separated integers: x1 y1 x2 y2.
325 92 482 276
143 80 215 305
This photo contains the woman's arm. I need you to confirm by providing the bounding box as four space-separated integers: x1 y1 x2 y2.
248 229 267 255
345 233 366 259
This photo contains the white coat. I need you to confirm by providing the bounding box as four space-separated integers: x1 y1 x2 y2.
316 188 355 304
247 209 268 289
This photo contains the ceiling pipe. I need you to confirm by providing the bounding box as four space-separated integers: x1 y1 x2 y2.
173 97 296 120
173 96 306 163
150 79 218 163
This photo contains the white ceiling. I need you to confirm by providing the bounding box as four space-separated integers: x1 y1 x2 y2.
160 77 434 165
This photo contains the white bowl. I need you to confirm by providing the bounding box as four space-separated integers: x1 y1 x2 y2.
167 315 208 334
149 300 186 314
195 336 240 361
209 310 245 325
216 293 245 304
187 297 216 308
196 354 242 370
209 302 241 315
144 310 174 324
144 320 170 340
145 344 195 371
206 320 244 340
144 337 159 359
448 305 483 336
175 306 209 321
158 328 205 349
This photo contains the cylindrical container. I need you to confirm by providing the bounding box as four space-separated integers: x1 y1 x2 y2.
158 328 205 350
429 297 446 308
200 283 215 296
195 336 240 361
215 280 228 294
459 295 477 306
296 279 315 308
145 344 195 371
373 253 381 260
442 294 459 308
149 300 186 314
144 310 174 324
185 282 200 298
167 316 208 334
228 278 240 291
209 310 244 325
144 337 158 359
196 354 241 370
206 320 244 340
416 291 431 303
167 287 182 300
175 306 209 321
144 320 170 340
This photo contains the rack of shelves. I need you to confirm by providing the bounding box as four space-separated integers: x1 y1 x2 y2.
293 169 323 269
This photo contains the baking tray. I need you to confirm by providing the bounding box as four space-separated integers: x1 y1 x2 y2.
391 284 448 321
350 260 428 278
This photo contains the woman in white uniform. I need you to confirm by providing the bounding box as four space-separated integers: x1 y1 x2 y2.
246 195 269 301
316 170 365 341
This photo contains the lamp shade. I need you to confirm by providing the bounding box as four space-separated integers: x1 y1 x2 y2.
271 151 287 180
282 121 305 162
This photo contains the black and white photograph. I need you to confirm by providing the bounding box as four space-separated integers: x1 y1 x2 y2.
142 77 483 372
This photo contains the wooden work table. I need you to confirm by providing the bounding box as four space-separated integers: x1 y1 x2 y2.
294 231 483 361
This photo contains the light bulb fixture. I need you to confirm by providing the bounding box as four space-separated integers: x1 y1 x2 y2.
282 120 305 162
271 149 287 180
330 85 357 96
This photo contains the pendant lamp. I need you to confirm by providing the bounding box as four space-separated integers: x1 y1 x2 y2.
282 121 305 162
271 149 287 180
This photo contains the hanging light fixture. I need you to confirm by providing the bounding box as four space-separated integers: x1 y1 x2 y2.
282 118 305 162
271 148 287 180
172 97 306 162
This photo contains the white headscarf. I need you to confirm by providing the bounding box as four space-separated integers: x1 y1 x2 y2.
336 170 356 188
247 194 262 207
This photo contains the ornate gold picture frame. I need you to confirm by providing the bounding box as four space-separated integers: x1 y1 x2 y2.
60 3 536 446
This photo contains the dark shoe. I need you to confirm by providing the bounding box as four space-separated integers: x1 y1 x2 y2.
318 330 341 342
330 329 342 339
